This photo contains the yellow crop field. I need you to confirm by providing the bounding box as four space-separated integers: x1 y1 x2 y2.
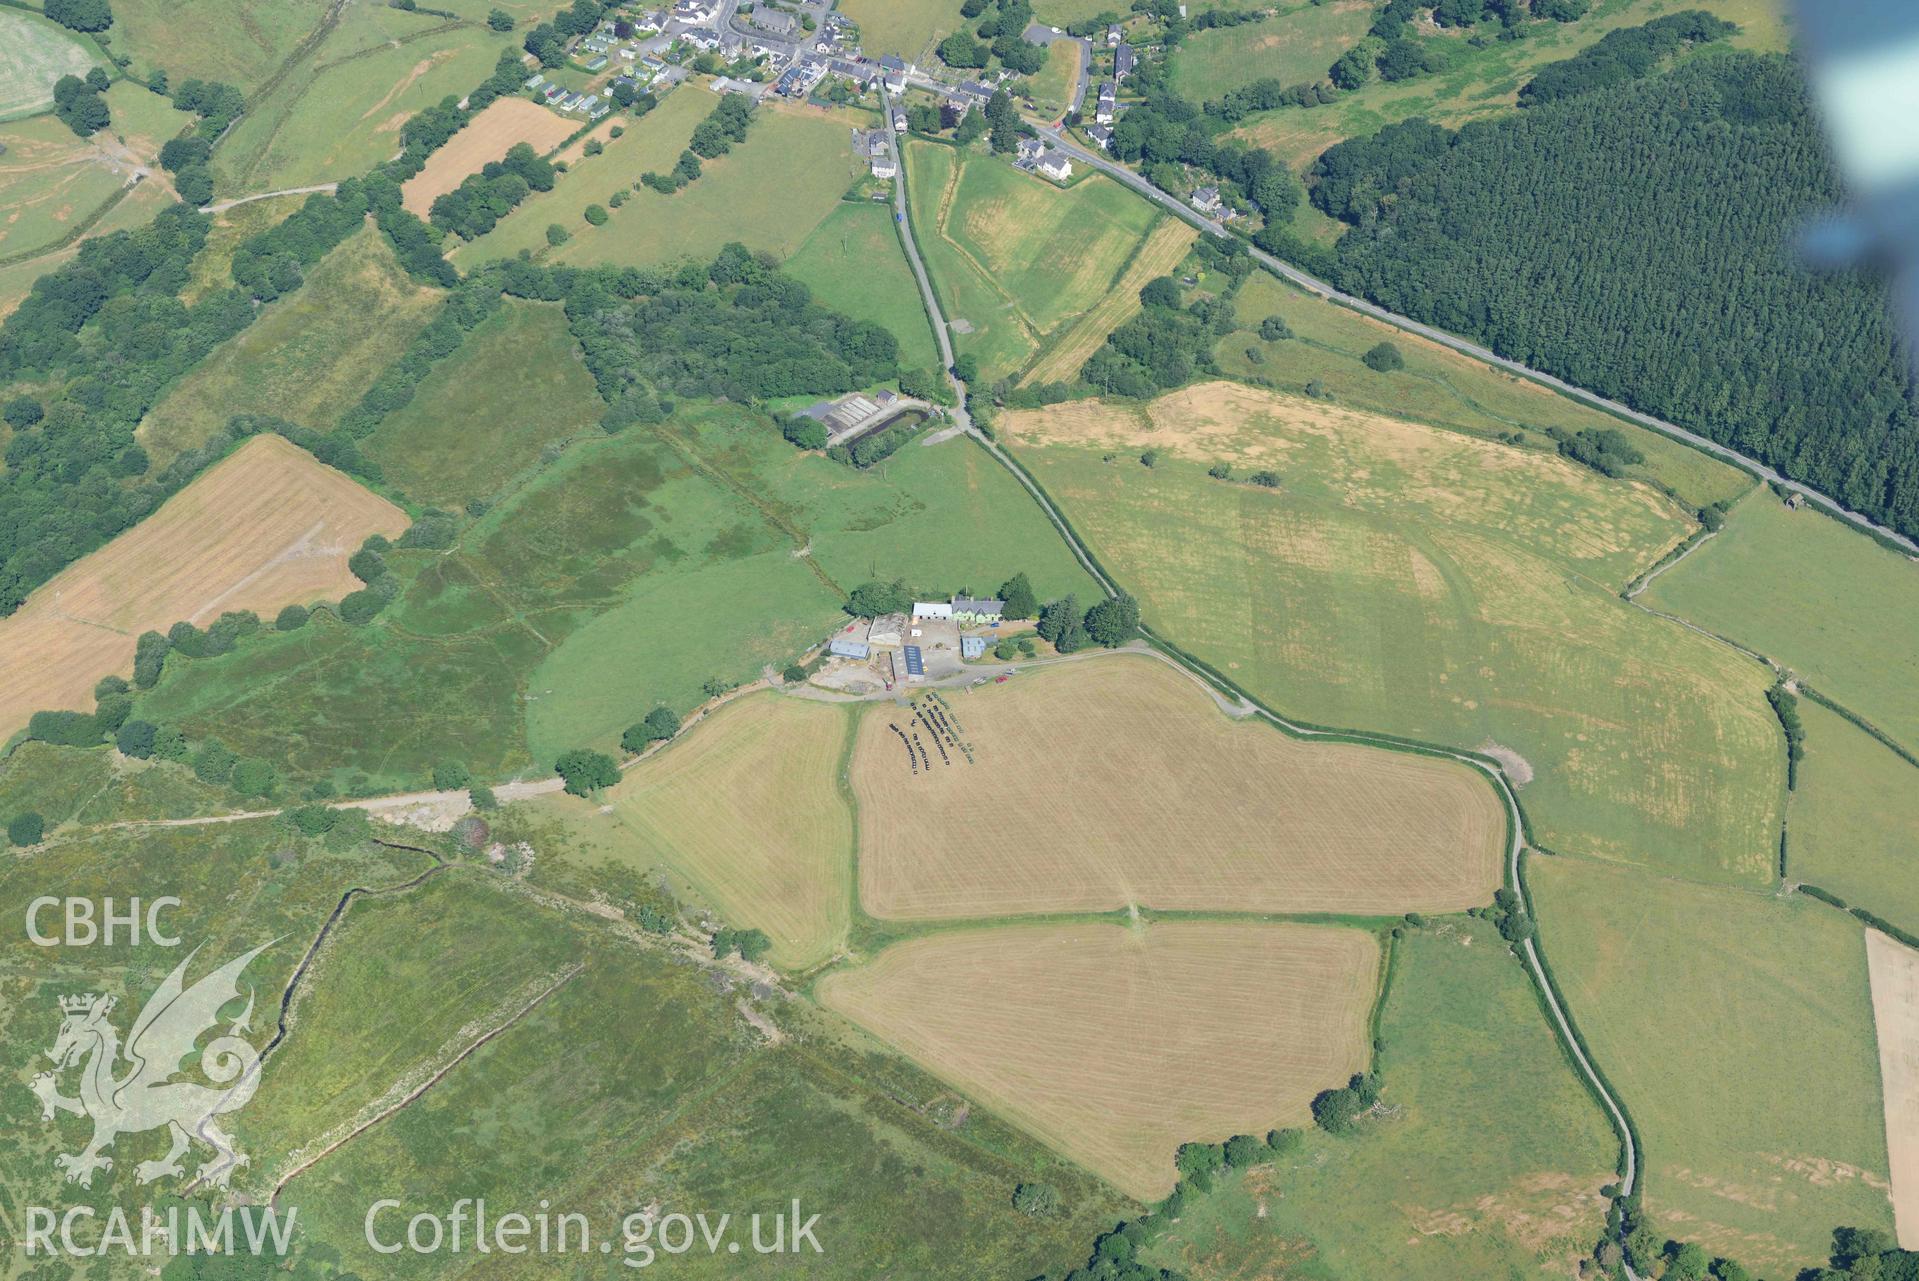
568 695 854 969
401 97 579 215
1869 930 1919 1249
851 655 1504 919
0 435 407 740
819 921 1379 1200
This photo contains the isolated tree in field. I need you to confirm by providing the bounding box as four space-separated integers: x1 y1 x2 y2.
997 571 1038 620
555 749 619 797
52 76 111 137
1037 595 1087 652
1084 593 1140 646
643 704 678 741
583 203 609 226
191 740 236 786
432 761 470 791
1362 341 1404 372
116 720 157 759
1311 1073 1379 1133
1259 315 1292 341
487 6 514 29
230 758 276 798
9 812 47 847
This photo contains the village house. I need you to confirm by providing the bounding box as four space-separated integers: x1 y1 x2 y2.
1037 147 1072 181
913 601 954 621
1114 42 1136 80
1095 81 1117 124
1107 22 1123 44
951 597 1005 624
1086 122 1113 150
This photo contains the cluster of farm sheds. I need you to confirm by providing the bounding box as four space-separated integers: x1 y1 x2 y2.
823 597 1012 690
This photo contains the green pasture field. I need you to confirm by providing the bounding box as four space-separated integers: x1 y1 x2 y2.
139 228 445 464
1232 0 1791 168
1011 390 1784 883
236 871 588 1186
362 298 607 508
906 139 1162 382
108 0 333 94
136 602 551 792
1021 37 1079 118
1219 269 1756 513
1790 700 1919 932
0 817 425 1219
216 8 515 191
1145 917 1616 1280
1644 492 1919 753
450 86 711 266
278 884 1125 1278
552 105 864 271
837 0 963 60
906 140 1033 376
103 79 194 159
1169 0 1374 102
792 431 1101 604
783 200 942 372
0 9 104 120
522 411 1100 759
0 741 236 833
1530 854 1892 1274
0 116 125 262
0 172 174 323
135 399 1093 789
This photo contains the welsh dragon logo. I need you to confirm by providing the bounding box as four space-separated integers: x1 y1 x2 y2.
31 941 274 1190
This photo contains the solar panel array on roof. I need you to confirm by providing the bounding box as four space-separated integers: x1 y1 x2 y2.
903 645 925 676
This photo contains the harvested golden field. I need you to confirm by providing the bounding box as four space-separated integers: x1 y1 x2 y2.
400 97 578 215
818 921 1379 1200
563 695 853 969
852 655 1503 919
0 435 406 739
1022 217 1197 385
1869 929 1919 1249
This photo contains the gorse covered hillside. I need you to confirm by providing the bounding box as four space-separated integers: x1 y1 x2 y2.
1314 53 1918 538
